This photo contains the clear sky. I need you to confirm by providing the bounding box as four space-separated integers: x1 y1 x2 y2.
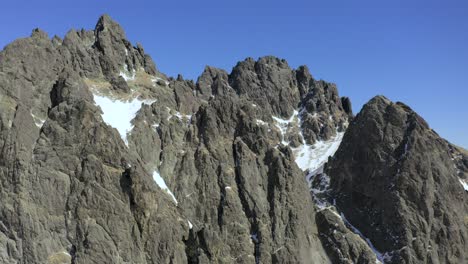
1 0 467 148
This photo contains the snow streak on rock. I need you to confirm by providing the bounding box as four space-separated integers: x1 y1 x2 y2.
31 111 46 128
152 171 178 205
459 178 468 191
272 110 298 145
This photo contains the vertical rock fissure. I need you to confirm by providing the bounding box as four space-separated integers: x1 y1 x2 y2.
232 142 261 263
119 168 143 237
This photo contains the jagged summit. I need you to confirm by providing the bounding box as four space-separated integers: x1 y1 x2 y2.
95 14 124 34
326 95 468 263
0 15 353 263
0 15 466 264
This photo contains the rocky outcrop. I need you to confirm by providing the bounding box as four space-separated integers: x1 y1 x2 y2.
327 96 468 263
229 56 350 145
60 14 157 80
316 208 378 264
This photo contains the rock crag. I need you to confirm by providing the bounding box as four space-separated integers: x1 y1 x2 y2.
0 15 466 264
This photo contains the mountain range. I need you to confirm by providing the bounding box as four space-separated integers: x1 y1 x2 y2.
0 15 466 264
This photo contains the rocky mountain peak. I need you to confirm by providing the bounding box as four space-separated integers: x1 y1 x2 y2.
0 15 466 264
31 28 49 39
326 95 468 263
94 14 126 37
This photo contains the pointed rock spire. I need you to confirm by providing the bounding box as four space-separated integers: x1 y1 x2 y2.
94 14 126 39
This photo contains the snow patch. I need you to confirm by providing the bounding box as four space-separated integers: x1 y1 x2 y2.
293 132 344 172
166 107 192 124
459 178 468 191
93 94 155 145
119 71 135 81
31 112 45 128
188 220 193 229
272 110 299 145
308 171 330 209
256 119 268 126
284 108 385 263
151 76 169 86
119 65 136 81
175 111 192 121
152 171 178 205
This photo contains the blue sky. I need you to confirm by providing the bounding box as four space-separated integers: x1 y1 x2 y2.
1 0 467 147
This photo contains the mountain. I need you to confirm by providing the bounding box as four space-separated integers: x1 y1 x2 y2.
326 96 468 263
0 15 466 264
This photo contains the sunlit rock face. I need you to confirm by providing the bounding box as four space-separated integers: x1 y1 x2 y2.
326 96 468 264
0 14 466 264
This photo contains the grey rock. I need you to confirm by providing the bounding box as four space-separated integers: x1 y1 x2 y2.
327 96 468 263
110 75 130 93
316 208 378 264
2 14 463 264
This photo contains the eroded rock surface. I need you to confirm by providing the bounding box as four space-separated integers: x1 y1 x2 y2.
1 14 466 264
327 96 468 263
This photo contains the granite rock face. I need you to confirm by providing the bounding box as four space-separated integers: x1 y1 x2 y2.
0 14 466 264
327 96 468 263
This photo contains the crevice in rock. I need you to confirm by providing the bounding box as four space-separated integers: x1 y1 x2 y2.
183 230 200 264
119 167 143 237
232 140 261 263
183 228 213 263
216 165 226 230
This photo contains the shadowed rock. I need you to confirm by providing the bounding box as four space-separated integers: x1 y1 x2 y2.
327 95 468 263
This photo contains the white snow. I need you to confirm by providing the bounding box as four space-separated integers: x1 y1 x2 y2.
93 94 155 145
166 107 192 124
119 65 136 81
175 112 192 121
151 76 169 86
272 110 299 145
293 132 344 172
188 220 193 229
31 112 45 128
278 108 385 263
119 71 135 81
459 178 468 191
271 108 344 173
256 119 268 126
225 186 232 190
308 171 331 209
152 171 178 205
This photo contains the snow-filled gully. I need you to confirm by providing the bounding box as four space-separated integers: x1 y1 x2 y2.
273 109 385 263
